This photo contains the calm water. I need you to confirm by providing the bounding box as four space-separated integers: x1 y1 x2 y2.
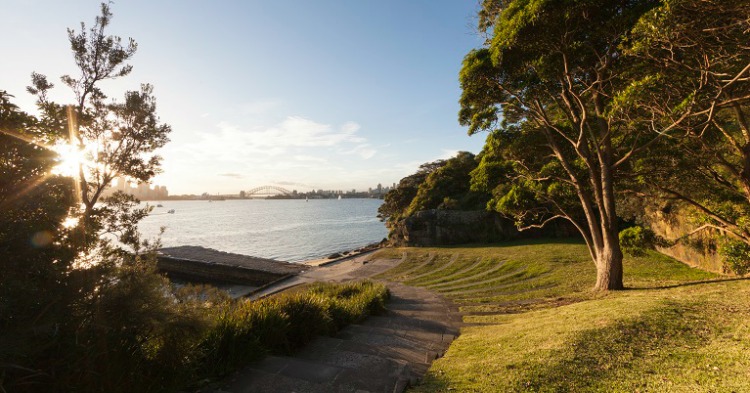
138 199 387 262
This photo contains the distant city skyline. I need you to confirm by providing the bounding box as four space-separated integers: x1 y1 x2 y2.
105 177 396 200
1 1 486 194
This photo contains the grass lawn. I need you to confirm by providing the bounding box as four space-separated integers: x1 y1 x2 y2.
372 239 750 392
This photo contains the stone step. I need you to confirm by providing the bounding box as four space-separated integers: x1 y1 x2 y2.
252 356 344 384
385 309 463 330
343 323 453 353
205 278 463 393
366 314 455 335
209 366 329 393
216 355 403 393
336 328 440 371
295 341 412 393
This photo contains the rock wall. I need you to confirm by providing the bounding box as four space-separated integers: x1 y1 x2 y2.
647 208 725 273
388 209 574 247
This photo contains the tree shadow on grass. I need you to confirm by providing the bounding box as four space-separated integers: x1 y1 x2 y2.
629 276 749 291
441 237 585 250
514 301 712 392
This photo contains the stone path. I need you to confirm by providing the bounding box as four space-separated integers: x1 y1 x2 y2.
204 255 462 393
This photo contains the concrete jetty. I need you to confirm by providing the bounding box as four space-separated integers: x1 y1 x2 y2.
157 246 306 288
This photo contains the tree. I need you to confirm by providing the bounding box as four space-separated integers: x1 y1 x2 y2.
406 151 486 214
378 159 447 225
460 0 662 290
28 2 171 225
1 5 182 390
625 0 750 260
0 91 78 343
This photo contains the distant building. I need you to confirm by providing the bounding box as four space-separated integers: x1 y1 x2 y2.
101 178 169 201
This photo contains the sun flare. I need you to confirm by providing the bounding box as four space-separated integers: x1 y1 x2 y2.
51 142 86 177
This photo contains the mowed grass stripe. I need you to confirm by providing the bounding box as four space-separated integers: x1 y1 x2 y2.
373 240 747 392
396 253 455 281
427 258 511 290
375 252 435 280
423 257 502 288
404 253 461 285
416 256 484 287
439 268 550 296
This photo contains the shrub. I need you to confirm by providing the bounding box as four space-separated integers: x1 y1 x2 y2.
619 226 658 256
189 280 389 386
719 240 750 276
279 293 334 351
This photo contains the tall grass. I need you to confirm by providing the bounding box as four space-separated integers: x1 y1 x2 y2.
187 280 390 389
3 279 389 393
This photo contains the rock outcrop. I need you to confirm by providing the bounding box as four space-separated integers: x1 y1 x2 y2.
388 209 576 247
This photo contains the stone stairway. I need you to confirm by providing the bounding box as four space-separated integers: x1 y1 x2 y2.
206 282 462 393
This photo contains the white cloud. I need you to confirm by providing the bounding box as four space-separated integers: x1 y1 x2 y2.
340 121 361 133
340 144 377 159
175 116 373 165
160 115 386 193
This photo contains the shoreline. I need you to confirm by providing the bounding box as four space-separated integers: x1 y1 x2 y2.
301 242 384 267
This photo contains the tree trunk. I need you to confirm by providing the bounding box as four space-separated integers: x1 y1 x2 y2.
594 238 624 291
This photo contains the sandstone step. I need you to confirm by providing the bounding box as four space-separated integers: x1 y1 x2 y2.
208 366 328 393
295 342 411 393
336 328 440 368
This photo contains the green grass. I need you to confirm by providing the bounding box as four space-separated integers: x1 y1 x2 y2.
373 239 750 392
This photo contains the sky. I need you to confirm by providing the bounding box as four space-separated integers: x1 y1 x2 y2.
2 0 487 195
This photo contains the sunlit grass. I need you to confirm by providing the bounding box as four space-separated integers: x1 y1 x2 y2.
372 240 750 392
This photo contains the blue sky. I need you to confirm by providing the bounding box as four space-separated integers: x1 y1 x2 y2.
2 0 487 194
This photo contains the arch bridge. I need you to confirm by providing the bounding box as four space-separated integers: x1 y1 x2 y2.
245 185 293 198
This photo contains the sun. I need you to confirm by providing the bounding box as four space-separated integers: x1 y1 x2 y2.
51 141 87 177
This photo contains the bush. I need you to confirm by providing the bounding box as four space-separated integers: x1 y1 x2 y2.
619 226 658 256
308 281 391 329
189 280 389 385
2 277 389 392
719 240 750 276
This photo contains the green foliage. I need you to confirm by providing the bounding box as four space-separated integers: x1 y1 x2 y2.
407 151 489 215
623 0 750 250
1 4 175 392
379 152 493 239
619 226 657 256
29 2 170 216
719 240 750 276
0 91 78 329
378 159 447 223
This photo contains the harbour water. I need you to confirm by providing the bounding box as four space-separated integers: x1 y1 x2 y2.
138 199 387 262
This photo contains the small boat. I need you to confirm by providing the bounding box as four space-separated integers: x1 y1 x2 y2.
167 209 175 214
338 195 342 200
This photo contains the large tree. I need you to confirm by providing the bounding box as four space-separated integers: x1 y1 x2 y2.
625 0 750 258
27 2 171 227
1 5 180 390
460 0 664 290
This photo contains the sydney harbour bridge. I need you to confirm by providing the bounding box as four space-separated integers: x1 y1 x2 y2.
244 185 294 198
